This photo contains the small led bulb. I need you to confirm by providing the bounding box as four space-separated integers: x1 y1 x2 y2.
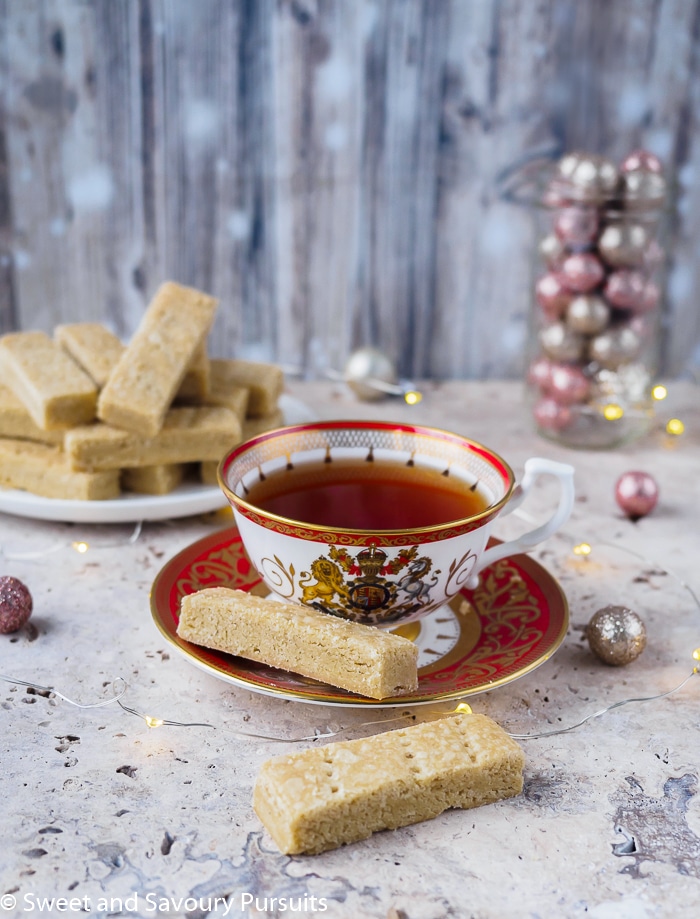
603 403 624 421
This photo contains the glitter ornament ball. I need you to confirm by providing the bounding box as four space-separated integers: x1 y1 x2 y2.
0 576 33 634
343 347 398 401
586 605 647 666
615 470 659 519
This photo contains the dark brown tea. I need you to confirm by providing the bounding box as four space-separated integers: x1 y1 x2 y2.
244 458 490 530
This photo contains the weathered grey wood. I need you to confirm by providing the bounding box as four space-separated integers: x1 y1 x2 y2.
0 0 698 380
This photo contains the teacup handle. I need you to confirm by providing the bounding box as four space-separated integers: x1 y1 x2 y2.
465 458 575 589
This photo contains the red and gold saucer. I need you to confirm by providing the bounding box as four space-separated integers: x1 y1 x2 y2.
150 527 569 707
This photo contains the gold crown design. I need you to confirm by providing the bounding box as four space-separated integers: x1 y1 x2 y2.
356 546 387 579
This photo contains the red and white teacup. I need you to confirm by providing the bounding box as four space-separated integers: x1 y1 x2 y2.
219 420 574 627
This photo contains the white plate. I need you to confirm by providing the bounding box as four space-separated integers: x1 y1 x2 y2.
0 395 317 524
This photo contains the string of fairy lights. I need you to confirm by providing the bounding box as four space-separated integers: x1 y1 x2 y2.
1 523 698 742
0 366 696 743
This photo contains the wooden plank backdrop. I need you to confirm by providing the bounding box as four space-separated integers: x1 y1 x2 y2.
0 0 699 381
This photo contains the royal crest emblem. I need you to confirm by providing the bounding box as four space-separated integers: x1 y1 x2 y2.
298 543 441 625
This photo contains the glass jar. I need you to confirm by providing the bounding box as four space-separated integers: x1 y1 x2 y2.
506 151 669 449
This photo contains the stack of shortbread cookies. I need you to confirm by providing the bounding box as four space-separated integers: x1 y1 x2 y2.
0 281 284 500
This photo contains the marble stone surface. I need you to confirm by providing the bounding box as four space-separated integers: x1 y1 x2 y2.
1 380 699 919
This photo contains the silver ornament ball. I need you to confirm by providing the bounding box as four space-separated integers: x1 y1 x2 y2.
589 326 642 369
566 295 611 335
586 605 647 666
556 152 620 202
344 347 398 401
539 322 585 363
598 222 649 268
622 169 667 207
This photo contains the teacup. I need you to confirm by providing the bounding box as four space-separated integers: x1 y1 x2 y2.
218 420 574 627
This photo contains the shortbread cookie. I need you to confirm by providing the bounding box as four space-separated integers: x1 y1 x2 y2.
121 463 187 495
97 281 218 436
200 406 284 485
199 460 220 486
0 331 97 430
176 587 419 700
209 359 283 418
66 406 241 471
254 713 525 854
57 322 211 402
174 340 211 403
202 365 250 418
55 323 125 388
0 384 64 445
0 438 119 500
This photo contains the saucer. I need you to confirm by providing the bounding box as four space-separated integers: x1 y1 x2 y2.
151 527 569 707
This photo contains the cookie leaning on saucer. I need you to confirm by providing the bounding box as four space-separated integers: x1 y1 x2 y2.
176 587 419 700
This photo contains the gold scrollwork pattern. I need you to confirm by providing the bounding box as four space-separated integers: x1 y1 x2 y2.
235 505 499 545
425 558 546 687
174 542 256 603
444 548 479 594
259 555 296 598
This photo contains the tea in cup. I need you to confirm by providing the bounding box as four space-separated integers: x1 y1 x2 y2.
219 420 574 627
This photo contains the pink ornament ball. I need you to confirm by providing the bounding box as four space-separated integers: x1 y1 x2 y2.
621 149 663 175
527 357 554 390
0 576 33 634
554 207 599 247
548 363 591 404
558 253 605 293
615 471 659 519
535 273 571 319
605 270 660 313
533 397 572 431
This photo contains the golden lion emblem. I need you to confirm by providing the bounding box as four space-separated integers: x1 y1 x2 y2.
299 558 349 606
